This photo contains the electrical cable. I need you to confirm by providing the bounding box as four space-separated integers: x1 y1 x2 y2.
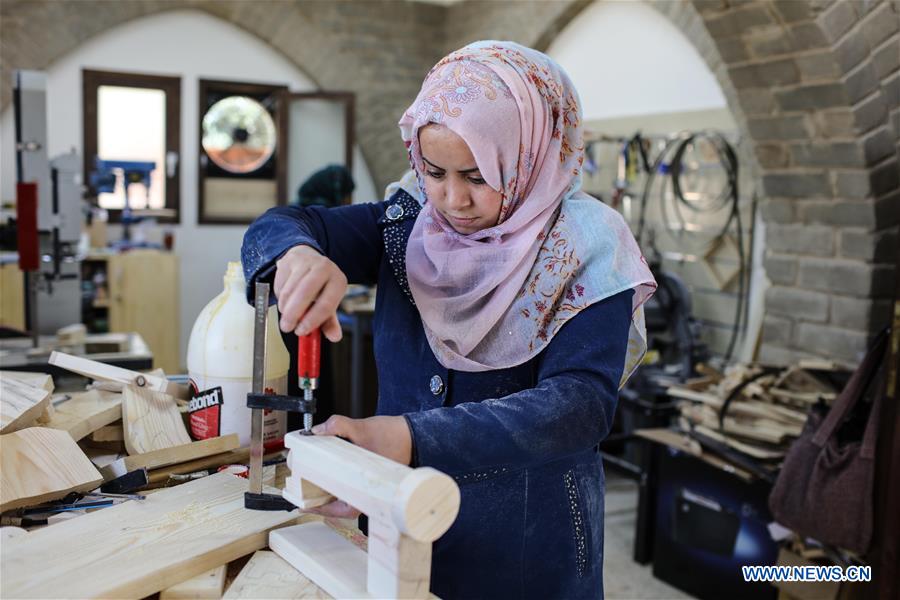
635 130 745 363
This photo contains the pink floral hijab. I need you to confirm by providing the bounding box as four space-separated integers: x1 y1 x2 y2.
397 41 656 386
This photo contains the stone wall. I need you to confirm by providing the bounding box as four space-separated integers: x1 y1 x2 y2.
1 0 897 365
0 0 446 195
443 0 899 365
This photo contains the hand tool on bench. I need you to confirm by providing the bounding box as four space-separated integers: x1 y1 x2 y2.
244 281 317 511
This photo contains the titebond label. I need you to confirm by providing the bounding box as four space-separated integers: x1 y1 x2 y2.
188 385 223 439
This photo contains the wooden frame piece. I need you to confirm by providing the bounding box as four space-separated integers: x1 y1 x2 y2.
121 384 191 455
270 432 460 599
82 68 181 224
48 351 187 399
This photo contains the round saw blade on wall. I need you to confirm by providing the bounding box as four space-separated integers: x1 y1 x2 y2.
202 96 277 174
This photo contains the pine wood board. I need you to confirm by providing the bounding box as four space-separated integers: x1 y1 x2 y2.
91 423 124 442
270 523 370 600
48 351 188 399
122 384 191 455
100 434 241 480
0 427 103 512
1 526 28 541
0 370 54 393
693 425 785 460
680 404 796 444
44 389 122 441
223 550 330 599
0 473 300 599
0 376 52 433
160 565 227 600
668 386 806 426
146 447 251 484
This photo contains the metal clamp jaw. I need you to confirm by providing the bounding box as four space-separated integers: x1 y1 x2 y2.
246 393 315 414
244 280 316 512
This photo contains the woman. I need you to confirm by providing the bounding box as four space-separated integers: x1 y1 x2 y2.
295 164 355 208
242 41 655 599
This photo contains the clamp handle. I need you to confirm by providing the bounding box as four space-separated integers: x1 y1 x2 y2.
297 327 321 381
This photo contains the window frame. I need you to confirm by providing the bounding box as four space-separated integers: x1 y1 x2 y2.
277 91 356 205
82 69 182 224
197 78 288 226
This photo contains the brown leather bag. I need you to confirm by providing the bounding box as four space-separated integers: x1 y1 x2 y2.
768 332 888 555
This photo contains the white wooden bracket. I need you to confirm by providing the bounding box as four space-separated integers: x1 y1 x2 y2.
269 432 460 599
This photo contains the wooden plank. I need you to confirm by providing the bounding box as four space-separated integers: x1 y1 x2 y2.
693 425 785 460
108 251 180 374
48 351 187 399
91 423 124 442
0 427 103 512
668 386 806 425
0 473 299 599
57 323 87 345
269 523 369 600
223 550 329 599
160 565 227 600
0 262 25 329
122 385 191 455
1 371 56 424
44 389 122 441
146 447 250 484
680 404 795 444
100 434 241 480
0 371 54 393
1 527 28 541
0 376 52 433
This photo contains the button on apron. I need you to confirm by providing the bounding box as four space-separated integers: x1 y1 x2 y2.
430 375 444 395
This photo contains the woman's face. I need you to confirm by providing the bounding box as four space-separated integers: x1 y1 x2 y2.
418 124 503 235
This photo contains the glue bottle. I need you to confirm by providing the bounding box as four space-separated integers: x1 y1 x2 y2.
186 262 289 449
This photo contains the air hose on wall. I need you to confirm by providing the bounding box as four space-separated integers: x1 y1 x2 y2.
634 131 745 363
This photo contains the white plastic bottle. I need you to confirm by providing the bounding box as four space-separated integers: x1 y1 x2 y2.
187 262 289 449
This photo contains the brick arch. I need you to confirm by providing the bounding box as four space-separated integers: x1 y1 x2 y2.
0 0 447 194
512 0 898 364
3 0 897 364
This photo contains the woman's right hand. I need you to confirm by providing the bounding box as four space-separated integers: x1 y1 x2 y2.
273 245 347 342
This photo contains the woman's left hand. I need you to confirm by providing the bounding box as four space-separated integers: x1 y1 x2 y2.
303 415 413 519
312 415 413 465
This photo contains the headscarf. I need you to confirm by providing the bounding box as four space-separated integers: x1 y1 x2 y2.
397 41 656 386
297 165 355 208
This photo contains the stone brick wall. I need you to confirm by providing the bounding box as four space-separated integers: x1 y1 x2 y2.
443 0 899 365
2 0 897 365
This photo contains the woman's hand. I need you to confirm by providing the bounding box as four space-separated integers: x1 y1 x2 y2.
273 245 347 341
302 415 413 519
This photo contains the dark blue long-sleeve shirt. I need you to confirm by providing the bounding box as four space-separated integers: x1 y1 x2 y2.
242 189 631 599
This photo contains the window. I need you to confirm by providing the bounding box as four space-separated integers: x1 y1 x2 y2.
280 92 355 205
83 69 181 223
